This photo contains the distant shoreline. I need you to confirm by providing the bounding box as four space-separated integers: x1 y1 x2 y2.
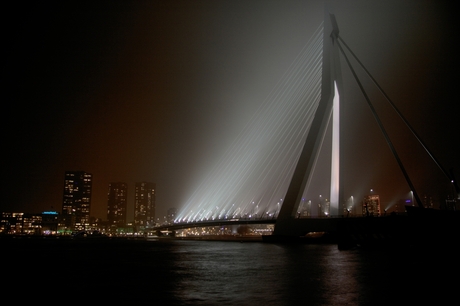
0 234 265 243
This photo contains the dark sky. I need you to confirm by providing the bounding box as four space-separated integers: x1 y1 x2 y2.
3 0 458 220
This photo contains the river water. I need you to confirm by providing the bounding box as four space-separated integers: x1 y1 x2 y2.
3 237 457 305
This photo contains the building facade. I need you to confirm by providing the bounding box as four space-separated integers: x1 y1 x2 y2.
107 182 128 227
1 211 57 235
166 207 177 225
134 182 156 230
1 212 25 234
363 194 381 216
61 171 92 231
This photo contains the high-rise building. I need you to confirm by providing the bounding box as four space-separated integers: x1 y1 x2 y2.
107 182 128 227
362 194 381 216
134 182 155 230
61 171 92 231
423 195 434 209
166 207 177 224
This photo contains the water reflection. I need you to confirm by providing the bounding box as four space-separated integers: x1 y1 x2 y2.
3 238 456 305
171 242 363 305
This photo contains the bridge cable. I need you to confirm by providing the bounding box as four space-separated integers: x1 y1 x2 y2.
175 25 325 222
335 38 424 208
337 35 458 196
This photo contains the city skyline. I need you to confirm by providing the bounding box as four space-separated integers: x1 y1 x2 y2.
3 0 459 220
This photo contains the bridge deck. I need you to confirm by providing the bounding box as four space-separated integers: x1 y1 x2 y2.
154 218 276 232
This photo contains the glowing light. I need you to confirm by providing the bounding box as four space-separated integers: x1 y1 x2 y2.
330 81 340 216
174 24 324 222
42 211 58 215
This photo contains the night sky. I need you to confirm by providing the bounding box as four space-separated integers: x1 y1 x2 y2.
3 0 458 220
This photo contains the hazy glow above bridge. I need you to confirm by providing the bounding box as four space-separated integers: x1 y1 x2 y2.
175 24 325 223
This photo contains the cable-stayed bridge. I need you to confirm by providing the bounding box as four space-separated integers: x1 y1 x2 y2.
154 12 459 243
174 23 324 225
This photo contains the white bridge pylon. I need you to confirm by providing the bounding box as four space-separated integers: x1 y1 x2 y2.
330 81 341 217
273 13 343 235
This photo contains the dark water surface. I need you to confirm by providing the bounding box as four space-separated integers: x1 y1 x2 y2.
2 237 457 305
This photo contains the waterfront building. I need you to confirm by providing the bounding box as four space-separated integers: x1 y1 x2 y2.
22 213 42 234
166 207 177 225
363 195 381 216
61 171 93 231
0 212 24 234
41 211 59 234
0 212 45 234
423 195 434 209
134 182 156 231
107 182 128 228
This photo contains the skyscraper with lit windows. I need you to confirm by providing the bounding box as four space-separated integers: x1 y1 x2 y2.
134 182 155 230
362 194 381 216
61 171 92 231
107 182 128 227
166 207 177 225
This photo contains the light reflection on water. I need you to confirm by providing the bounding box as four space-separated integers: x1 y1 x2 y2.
4 238 456 305
154 240 454 305
174 242 385 305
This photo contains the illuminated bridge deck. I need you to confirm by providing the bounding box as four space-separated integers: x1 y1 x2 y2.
154 218 277 232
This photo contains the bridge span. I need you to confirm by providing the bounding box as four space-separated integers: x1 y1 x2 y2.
154 218 276 232
153 215 342 238
154 212 459 249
